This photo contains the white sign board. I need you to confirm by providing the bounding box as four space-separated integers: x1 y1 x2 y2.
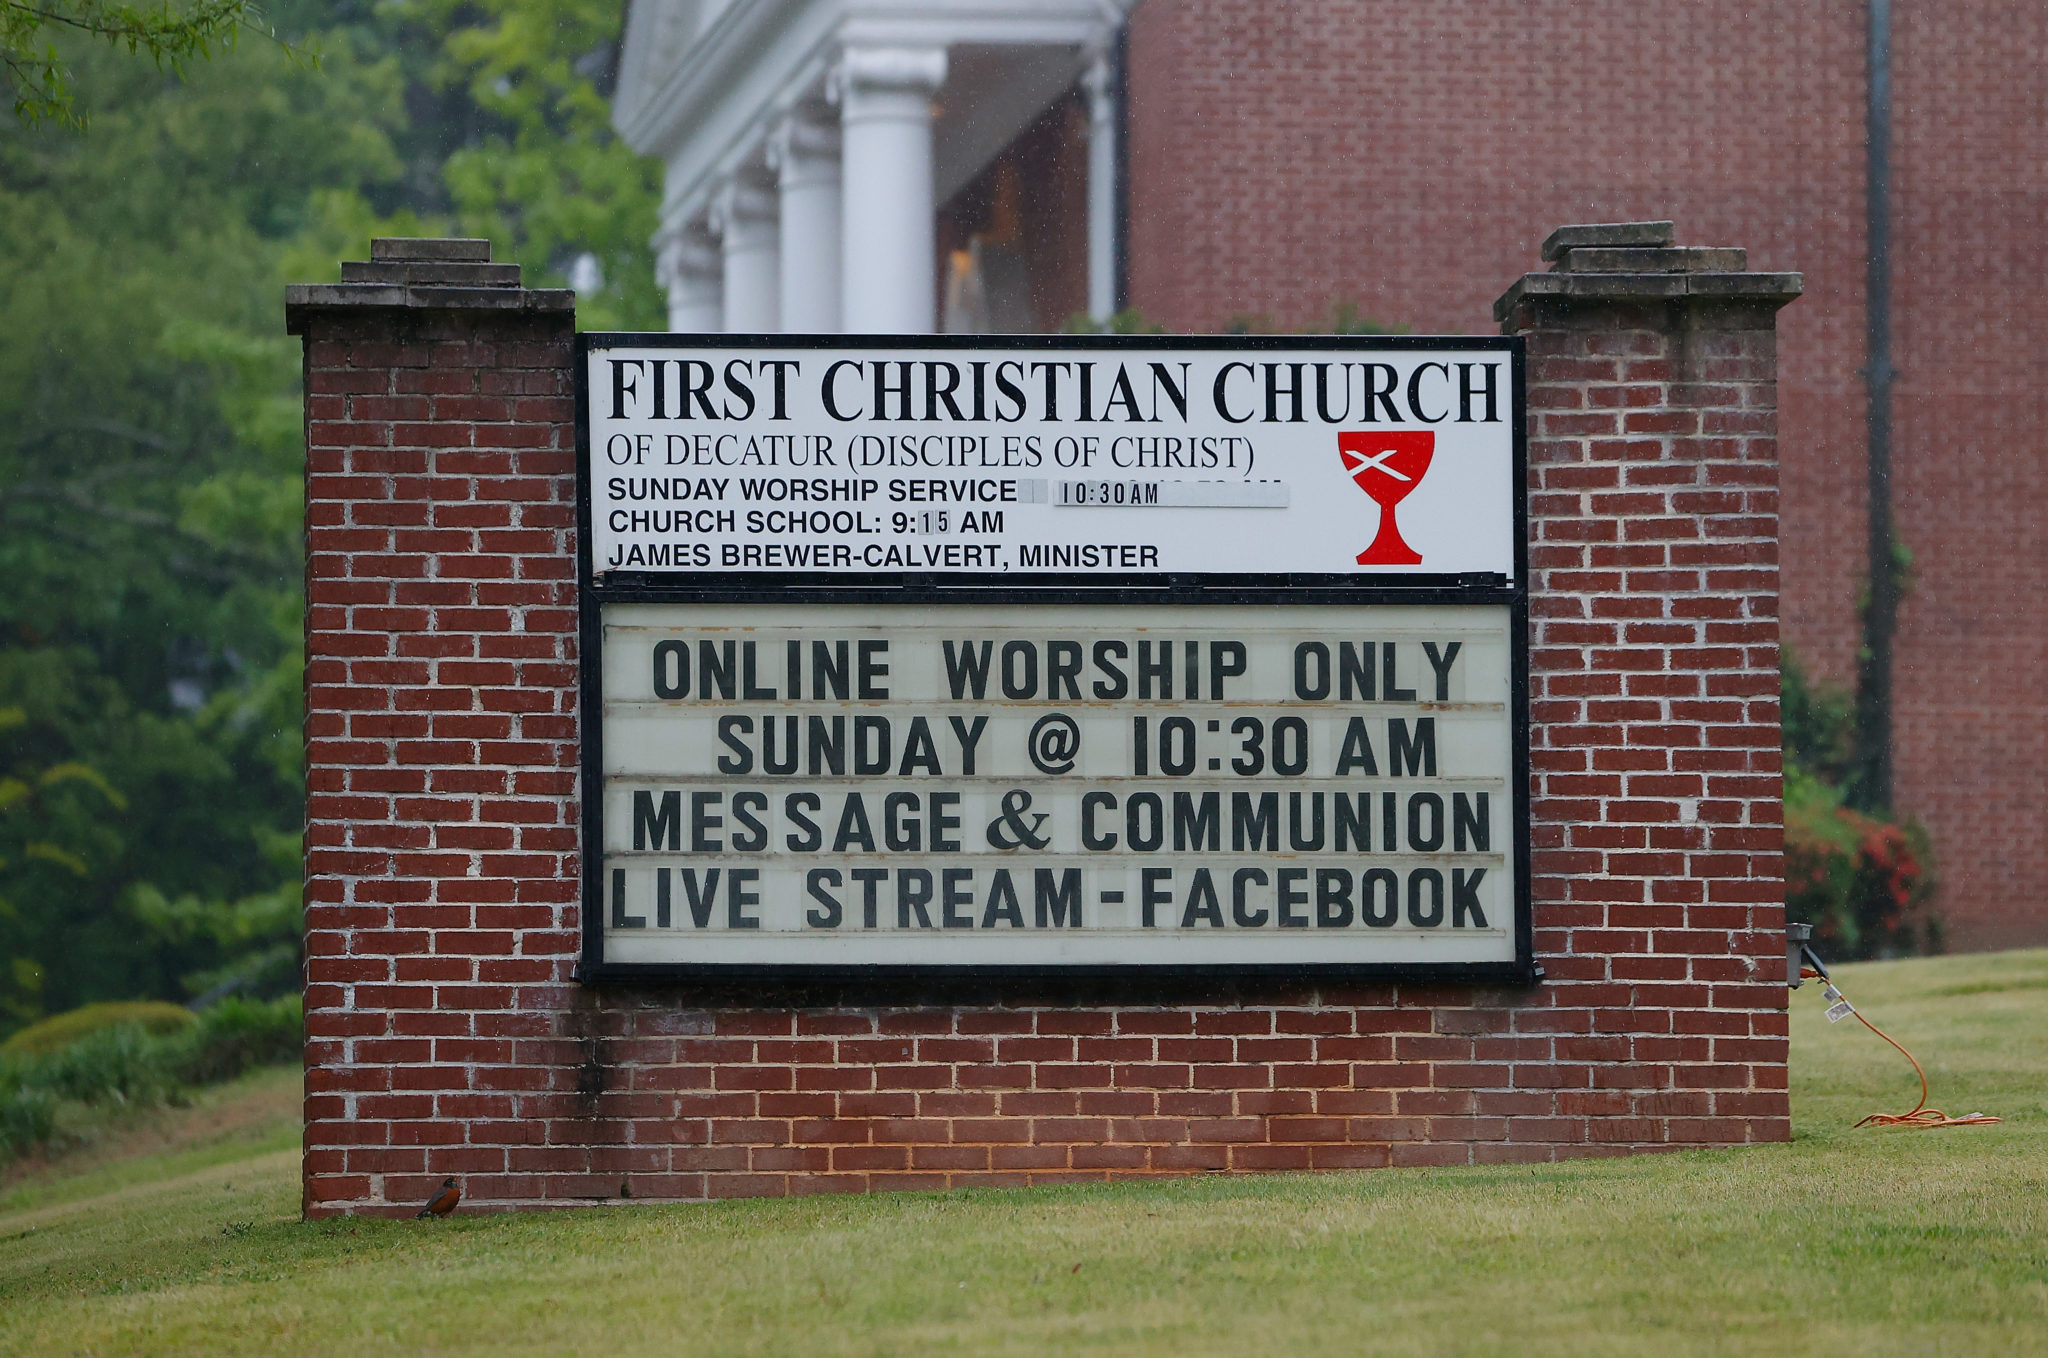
581 339 1519 580
595 603 1520 972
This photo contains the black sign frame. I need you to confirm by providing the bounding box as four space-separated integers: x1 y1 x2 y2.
573 333 1532 993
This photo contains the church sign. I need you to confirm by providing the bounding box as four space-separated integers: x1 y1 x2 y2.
576 336 1528 981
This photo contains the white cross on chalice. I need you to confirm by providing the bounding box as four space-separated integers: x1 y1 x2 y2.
1348 447 1413 482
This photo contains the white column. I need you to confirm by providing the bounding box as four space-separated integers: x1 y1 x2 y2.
658 230 723 332
769 111 843 334
713 179 780 333
1083 53 1119 325
835 46 947 334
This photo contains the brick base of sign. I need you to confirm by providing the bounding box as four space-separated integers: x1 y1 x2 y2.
289 231 1797 1216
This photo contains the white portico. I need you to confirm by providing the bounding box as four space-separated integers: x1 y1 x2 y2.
613 0 1137 335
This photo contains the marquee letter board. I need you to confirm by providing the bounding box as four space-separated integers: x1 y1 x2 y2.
576 335 1529 983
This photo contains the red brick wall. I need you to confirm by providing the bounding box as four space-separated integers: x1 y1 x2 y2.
1506 280 1793 1164
1886 5 2048 948
1123 0 2048 948
291 251 1789 1216
296 306 584 1214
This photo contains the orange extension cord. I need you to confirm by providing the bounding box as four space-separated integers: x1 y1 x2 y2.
1800 966 2001 1129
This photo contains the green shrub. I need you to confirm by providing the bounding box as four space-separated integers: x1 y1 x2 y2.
1061 307 1166 335
0 1083 55 1156
170 994 301 1085
1781 651 1856 787
0 994 300 1164
1782 654 1941 959
39 1022 181 1107
0 1001 197 1057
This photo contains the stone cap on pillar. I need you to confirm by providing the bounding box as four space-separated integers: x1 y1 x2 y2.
285 237 574 333
1494 221 1801 325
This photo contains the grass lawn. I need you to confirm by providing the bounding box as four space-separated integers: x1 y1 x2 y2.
1 951 2044 1356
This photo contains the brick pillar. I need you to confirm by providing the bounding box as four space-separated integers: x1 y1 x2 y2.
1496 222 1803 1145
287 240 579 1217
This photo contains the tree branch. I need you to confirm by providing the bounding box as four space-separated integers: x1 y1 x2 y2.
0 482 294 576
3 0 307 126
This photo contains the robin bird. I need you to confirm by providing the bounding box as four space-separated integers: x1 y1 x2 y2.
416 1177 461 1219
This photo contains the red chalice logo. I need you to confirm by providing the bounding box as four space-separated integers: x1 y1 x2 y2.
1338 430 1434 565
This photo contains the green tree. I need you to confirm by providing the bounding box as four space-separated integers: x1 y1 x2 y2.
3 0 277 126
421 0 660 328
0 0 660 1035
0 24 406 1022
0 706 124 1024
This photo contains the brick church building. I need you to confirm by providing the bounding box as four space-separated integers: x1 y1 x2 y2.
613 0 2048 950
